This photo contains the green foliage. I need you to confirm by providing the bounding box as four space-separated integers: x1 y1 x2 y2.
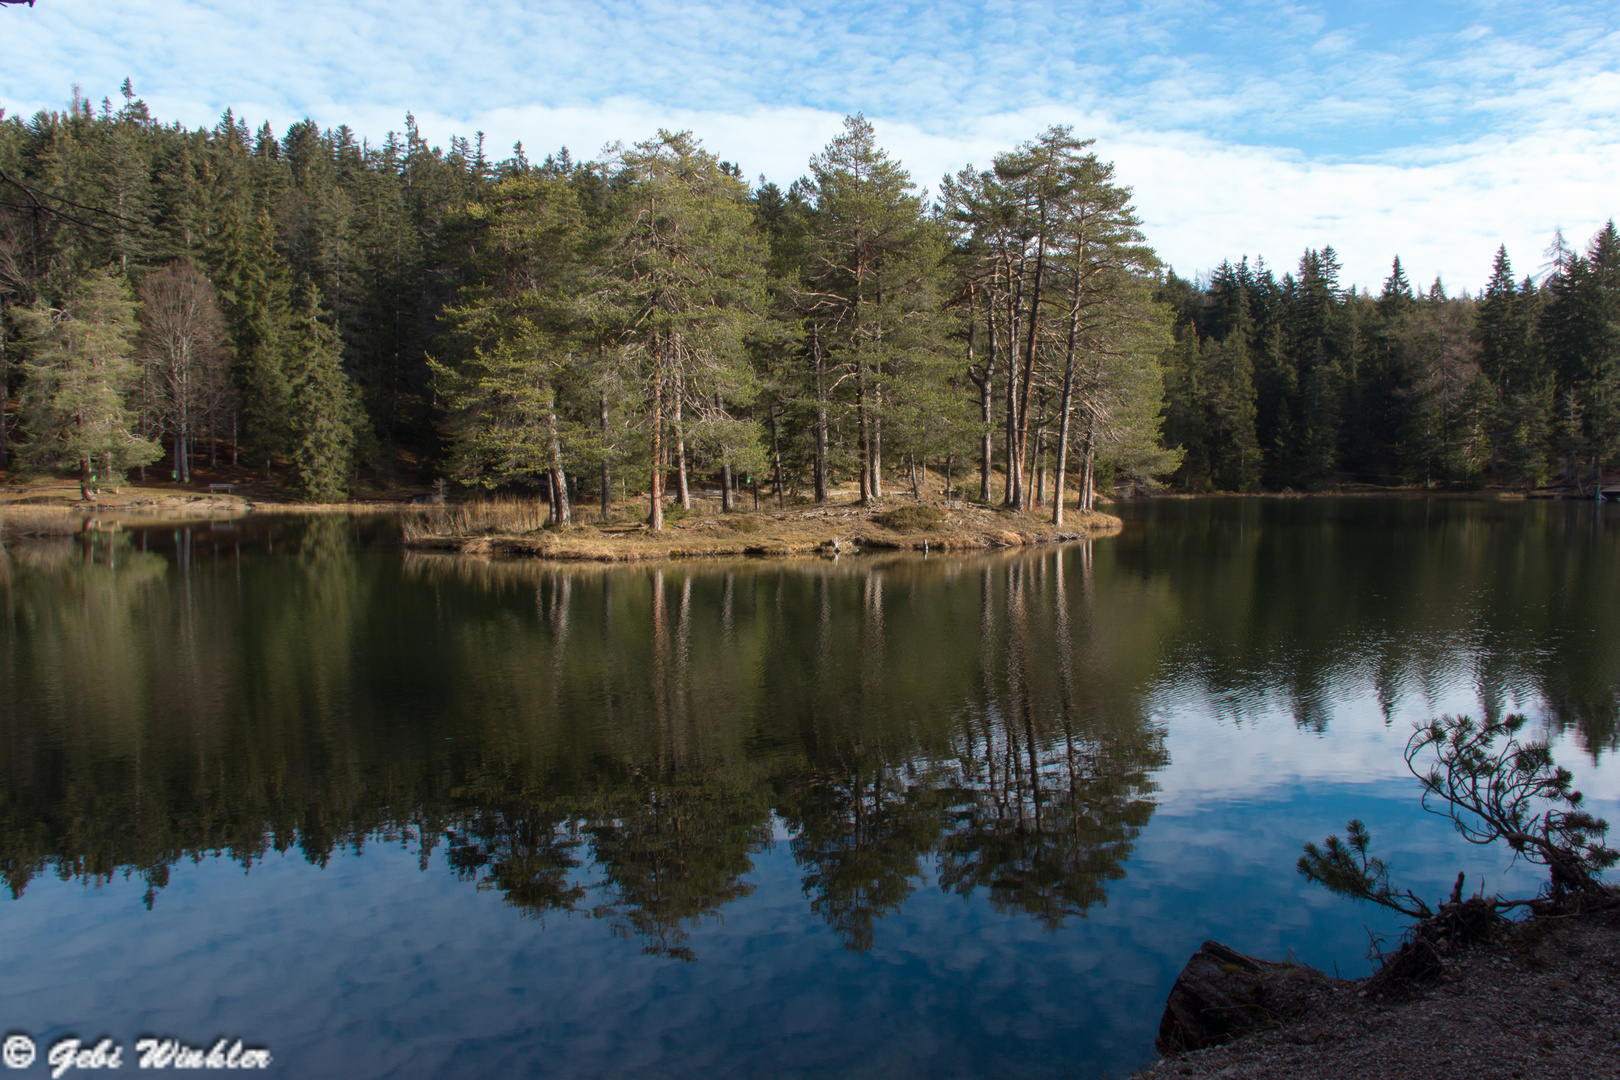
432 172 593 500
1301 714 1616 919
284 290 359 502
1298 819 1434 919
13 269 161 482
3 95 1614 497
1410 714 1617 895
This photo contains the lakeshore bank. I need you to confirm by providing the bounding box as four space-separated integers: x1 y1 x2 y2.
1142 909 1620 1080
400 496 1122 562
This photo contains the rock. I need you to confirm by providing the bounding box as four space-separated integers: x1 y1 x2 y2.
1156 940 1341 1055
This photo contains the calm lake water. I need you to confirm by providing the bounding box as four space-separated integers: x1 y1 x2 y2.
3 498 1619 1079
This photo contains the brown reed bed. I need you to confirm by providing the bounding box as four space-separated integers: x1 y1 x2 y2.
0 505 88 540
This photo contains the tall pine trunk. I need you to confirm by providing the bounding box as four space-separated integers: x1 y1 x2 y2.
1015 220 1047 511
770 407 786 509
1052 305 1080 527
545 379 570 526
813 332 828 503
857 359 871 505
649 368 665 531
997 281 1010 505
871 415 883 499
674 386 690 510
968 308 993 503
600 391 612 519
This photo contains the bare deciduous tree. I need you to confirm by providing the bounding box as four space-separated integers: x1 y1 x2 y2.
137 261 234 482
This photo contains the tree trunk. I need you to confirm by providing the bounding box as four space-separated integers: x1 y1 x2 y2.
968 312 993 503
721 457 733 512
857 360 871 505
1004 284 1021 507
1033 427 1046 506
674 388 690 510
76 402 92 499
871 416 883 499
1052 327 1079 528
649 371 665 531
814 334 828 503
600 391 612 519
1016 219 1048 511
1078 414 1097 511
0 321 8 469
770 407 786 509
545 380 570 526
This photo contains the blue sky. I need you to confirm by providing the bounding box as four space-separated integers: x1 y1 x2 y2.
4 1 1619 290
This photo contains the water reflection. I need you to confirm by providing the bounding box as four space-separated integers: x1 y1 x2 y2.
1 521 1174 955
3 498 1620 958
1113 498 1620 753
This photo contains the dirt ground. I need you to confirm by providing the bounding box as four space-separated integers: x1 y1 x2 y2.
1139 909 1620 1080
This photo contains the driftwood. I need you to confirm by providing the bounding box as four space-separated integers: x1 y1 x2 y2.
1156 941 1344 1055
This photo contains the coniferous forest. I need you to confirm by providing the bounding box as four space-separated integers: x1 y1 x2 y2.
2 89 1617 513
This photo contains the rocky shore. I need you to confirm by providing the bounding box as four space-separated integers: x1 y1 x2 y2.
1143 909 1620 1080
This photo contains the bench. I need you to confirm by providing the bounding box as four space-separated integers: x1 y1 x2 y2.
208 482 238 494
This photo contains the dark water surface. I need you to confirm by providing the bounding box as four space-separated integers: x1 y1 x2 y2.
3 498 1618 1078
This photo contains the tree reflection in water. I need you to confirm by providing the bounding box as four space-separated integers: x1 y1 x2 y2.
5 501 1619 956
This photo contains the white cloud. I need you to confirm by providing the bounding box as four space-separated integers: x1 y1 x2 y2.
2 1 1618 290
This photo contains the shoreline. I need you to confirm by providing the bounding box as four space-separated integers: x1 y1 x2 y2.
1142 909 1620 1080
402 501 1123 562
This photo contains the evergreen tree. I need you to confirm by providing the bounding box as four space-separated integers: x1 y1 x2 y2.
283 288 358 502
431 171 593 521
1541 222 1620 493
608 130 769 530
14 268 160 495
801 114 947 505
1201 330 1261 490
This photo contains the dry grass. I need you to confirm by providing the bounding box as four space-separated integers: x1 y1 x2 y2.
0 506 85 540
872 504 945 532
403 490 1122 563
401 496 552 544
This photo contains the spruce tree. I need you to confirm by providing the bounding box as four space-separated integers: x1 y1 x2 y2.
283 288 358 502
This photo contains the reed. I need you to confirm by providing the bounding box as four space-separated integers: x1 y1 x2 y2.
0 506 85 540
401 496 553 543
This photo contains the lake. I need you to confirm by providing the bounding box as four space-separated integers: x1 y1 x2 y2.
3 498 1618 1078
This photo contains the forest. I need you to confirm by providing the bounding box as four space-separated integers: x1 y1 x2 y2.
2 86 1617 515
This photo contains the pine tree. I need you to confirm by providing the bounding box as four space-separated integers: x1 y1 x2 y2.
802 115 946 505
283 288 358 502
608 130 769 530
14 268 160 495
431 171 593 521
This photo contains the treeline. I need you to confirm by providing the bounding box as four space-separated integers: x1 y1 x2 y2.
1 88 1615 507
1160 233 1620 493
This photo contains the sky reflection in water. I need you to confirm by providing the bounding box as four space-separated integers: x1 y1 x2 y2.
2 498 1617 1078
